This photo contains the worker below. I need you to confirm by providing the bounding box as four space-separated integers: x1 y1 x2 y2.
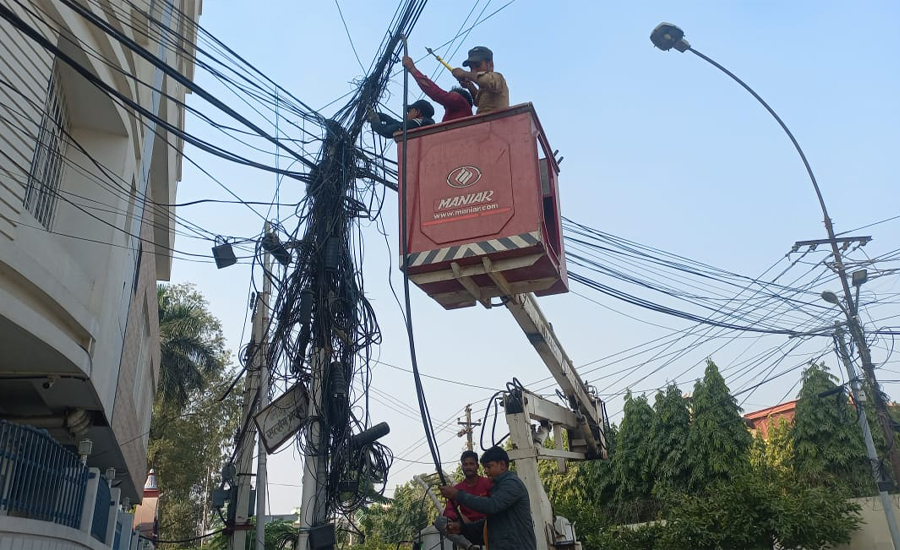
402 55 473 122
439 446 536 550
367 99 435 138
451 46 509 115
433 451 493 549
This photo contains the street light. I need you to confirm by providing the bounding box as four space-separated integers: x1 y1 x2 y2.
650 20 900 489
821 290 841 306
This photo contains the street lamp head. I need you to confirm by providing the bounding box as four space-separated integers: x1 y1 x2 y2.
651 23 691 52
821 290 840 305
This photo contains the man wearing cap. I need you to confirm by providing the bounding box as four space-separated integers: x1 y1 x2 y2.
367 99 435 138
439 446 536 550
402 56 474 122
451 46 509 115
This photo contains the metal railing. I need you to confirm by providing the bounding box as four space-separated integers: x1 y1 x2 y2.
91 472 111 541
0 420 88 528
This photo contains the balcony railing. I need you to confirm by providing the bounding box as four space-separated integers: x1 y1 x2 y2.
0 420 88 528
92 472 111 541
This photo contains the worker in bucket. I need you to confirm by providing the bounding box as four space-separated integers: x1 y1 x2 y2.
439 446 536 550
402 55 474 122
433 450 493 548
367 99 435 138
451 46 509 115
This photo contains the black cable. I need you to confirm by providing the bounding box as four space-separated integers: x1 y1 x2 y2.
397 35 447 487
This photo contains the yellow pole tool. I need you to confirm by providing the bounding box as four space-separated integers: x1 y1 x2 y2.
426 47 454 72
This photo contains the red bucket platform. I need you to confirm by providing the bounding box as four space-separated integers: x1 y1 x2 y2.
397 103 568 310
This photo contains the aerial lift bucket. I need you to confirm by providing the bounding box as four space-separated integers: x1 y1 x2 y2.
397 103 568 309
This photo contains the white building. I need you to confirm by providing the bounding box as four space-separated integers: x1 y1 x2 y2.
0 0 200 547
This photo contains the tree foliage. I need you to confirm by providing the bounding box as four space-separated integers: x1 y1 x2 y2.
687 359 751 490
353 479 439 549
613 391 656 507
750 417 793 474
158 283 225 409
149 283 241 547
348 358 867 550
649 384 691 496
543 426 618 536
791 362 872 495
206 519 301 550
660 470 862 550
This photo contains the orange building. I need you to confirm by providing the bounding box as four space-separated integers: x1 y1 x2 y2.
743 400 799 440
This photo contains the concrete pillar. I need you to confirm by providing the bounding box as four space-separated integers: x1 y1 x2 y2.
80 468 101 535
105 487 121 544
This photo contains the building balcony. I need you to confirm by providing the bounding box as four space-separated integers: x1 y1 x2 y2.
0 420 140 550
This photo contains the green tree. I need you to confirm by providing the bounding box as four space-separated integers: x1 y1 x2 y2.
207 518 301 550
149 283 240 546
791 362 873 496
543 425 618 536
612 392 657 520
354 479 439 549
649 384 692 497
687 359 751 490
660 470 861 550
158 283 224 409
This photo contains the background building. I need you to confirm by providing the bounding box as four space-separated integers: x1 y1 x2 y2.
0 0 200 546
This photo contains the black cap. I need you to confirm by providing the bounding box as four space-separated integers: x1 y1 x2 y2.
462 46 493 68
409 99 434 119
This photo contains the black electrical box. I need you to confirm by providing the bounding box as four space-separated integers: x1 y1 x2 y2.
309 524 335 550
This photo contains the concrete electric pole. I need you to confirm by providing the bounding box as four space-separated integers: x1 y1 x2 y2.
255 230 273 550
228 226 272 550
834 325 900 550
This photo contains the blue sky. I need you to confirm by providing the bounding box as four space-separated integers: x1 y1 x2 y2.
169 1 900 512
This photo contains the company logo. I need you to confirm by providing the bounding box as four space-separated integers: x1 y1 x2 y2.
436 190 494 211
447 165 482 188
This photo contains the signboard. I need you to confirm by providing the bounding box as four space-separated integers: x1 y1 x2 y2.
253 382 309 454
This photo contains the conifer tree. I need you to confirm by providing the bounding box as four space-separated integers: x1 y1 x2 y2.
649 383 692 495
687 359 751 490
792 362 873 496
612 391 656 506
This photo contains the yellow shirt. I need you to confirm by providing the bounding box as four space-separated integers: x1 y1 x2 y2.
475 71 509 114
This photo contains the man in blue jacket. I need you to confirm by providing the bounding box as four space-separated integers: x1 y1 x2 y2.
439 446 537 550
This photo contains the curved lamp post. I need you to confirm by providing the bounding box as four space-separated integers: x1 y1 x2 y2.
651 23 900 548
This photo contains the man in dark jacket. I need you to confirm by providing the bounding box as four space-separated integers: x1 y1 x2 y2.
367 99 435 138
439 446 537 550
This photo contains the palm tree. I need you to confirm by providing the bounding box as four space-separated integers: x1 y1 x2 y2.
157 284 222 409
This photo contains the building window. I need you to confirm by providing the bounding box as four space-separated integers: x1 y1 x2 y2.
24 66 69 229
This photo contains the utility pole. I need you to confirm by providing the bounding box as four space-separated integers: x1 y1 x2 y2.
297 348 328 550
848 311 900 485
255 225 273 550
229 316 258 550
835 325 900 550
820 272 900 487
228 225 272 550
457 405 480 451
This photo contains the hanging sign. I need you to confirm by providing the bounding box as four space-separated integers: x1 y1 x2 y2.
253 383 309 454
